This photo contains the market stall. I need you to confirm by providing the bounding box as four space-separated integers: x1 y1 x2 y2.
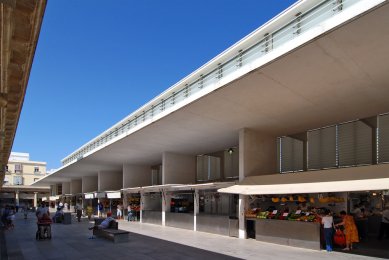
219 167 389 254
142 186 163 225
167 183 237 236
165 190 194 230
122 187 141 221
244 193 346 250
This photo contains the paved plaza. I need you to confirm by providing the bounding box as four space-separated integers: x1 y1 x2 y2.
0 212 384 260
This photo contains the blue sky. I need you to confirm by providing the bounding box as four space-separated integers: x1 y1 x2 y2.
13 0 297 170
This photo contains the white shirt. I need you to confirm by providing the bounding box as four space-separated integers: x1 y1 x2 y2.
36 206 48 218
322 216 333 228
382 209 389 224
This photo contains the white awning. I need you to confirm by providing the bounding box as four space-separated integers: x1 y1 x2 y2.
84 193 94 199
49 195 60 201
142 184 182 193
121 187 142 193
107 192 121 199
218 164 389 195
168 182 236 191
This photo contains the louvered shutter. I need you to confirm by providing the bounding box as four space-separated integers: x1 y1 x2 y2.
308 126 336 170
338 121 372 166
379 114 389 163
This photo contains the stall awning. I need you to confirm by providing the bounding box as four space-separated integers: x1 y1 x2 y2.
106 191 121 199
121 187 142 193
142 184 182 193
218 164 389 195
49 196 60 201
169 182 236 191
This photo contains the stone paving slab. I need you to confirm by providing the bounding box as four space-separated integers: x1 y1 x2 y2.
1 212 385 260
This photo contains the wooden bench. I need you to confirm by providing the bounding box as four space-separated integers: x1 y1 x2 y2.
93 218 129 243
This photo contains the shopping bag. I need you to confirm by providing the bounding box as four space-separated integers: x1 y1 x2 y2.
333 229 346 247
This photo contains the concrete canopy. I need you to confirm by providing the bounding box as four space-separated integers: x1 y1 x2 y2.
36 2 389 185
0 0 47 187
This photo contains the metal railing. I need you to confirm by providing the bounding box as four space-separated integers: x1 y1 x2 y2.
62 0 363 166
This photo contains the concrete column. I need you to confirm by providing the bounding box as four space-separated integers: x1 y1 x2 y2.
238 195 248 239
162 152 196 184
123 164 151 188
50 185 57 196
62 182 71 195
140 192 144 223
15 190 19 206
33 192 38 209
239 128 277 180
194 190 199 231
82 176 98 193
70 179 82 194
123 192 128 216
290 132 308 171
161 191 167 226
238 128 277 239
362 116 378 164
98 171 122 191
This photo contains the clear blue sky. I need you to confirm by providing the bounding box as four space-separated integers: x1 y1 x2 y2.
13 0 297 170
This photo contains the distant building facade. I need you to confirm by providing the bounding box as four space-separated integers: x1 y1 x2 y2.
0 152 49 208
4 152 47 186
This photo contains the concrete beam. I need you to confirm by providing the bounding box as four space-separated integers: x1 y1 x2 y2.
123 164 151 188
81 176 97 193
239 128 277 180
69 180 82 194
98 171 122 191
162 152 195 185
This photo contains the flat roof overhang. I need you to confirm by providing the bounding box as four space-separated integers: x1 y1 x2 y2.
0 0 47 187
36 2 389 185
0 185 50 193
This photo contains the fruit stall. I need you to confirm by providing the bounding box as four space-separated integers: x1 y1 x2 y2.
245 193 346 250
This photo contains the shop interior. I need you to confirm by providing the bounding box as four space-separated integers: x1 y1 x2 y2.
169 192 194 213
127 193 141 221
245 191 389 258
199 190 237 217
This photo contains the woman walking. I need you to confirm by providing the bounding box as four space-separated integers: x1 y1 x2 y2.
321 209 334 252
335 211 359 250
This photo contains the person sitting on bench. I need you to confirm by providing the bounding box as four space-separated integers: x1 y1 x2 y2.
88 211 114 231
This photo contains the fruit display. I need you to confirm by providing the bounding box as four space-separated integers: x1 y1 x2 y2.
246 209 317 222
257 211 269 219
245 208 260 218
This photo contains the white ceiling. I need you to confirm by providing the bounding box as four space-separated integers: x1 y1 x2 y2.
38 3 389 184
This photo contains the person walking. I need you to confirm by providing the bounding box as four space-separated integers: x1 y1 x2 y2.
321 209 334 252
127 204 133 222
76 201 82 222
335 211 359 250
117 204 122 220
378 205 389 240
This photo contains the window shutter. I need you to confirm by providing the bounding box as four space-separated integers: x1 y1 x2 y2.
379 114 389 163
280 137 303 173
338 121 372 166
308 126 336 170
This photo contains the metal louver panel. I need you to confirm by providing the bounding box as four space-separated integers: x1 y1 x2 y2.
379 114 389 163
308 126 336 170
279 137 303 173
338 121 372 166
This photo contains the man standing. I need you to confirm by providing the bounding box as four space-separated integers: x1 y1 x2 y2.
378 205 389 240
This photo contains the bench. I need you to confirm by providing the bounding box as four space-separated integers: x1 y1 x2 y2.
93 218 129 243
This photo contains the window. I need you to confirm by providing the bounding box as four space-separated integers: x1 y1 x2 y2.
13 176 23 185
14 164 23 173
196 155 221 182
34 166 40 174
5 165 8 172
